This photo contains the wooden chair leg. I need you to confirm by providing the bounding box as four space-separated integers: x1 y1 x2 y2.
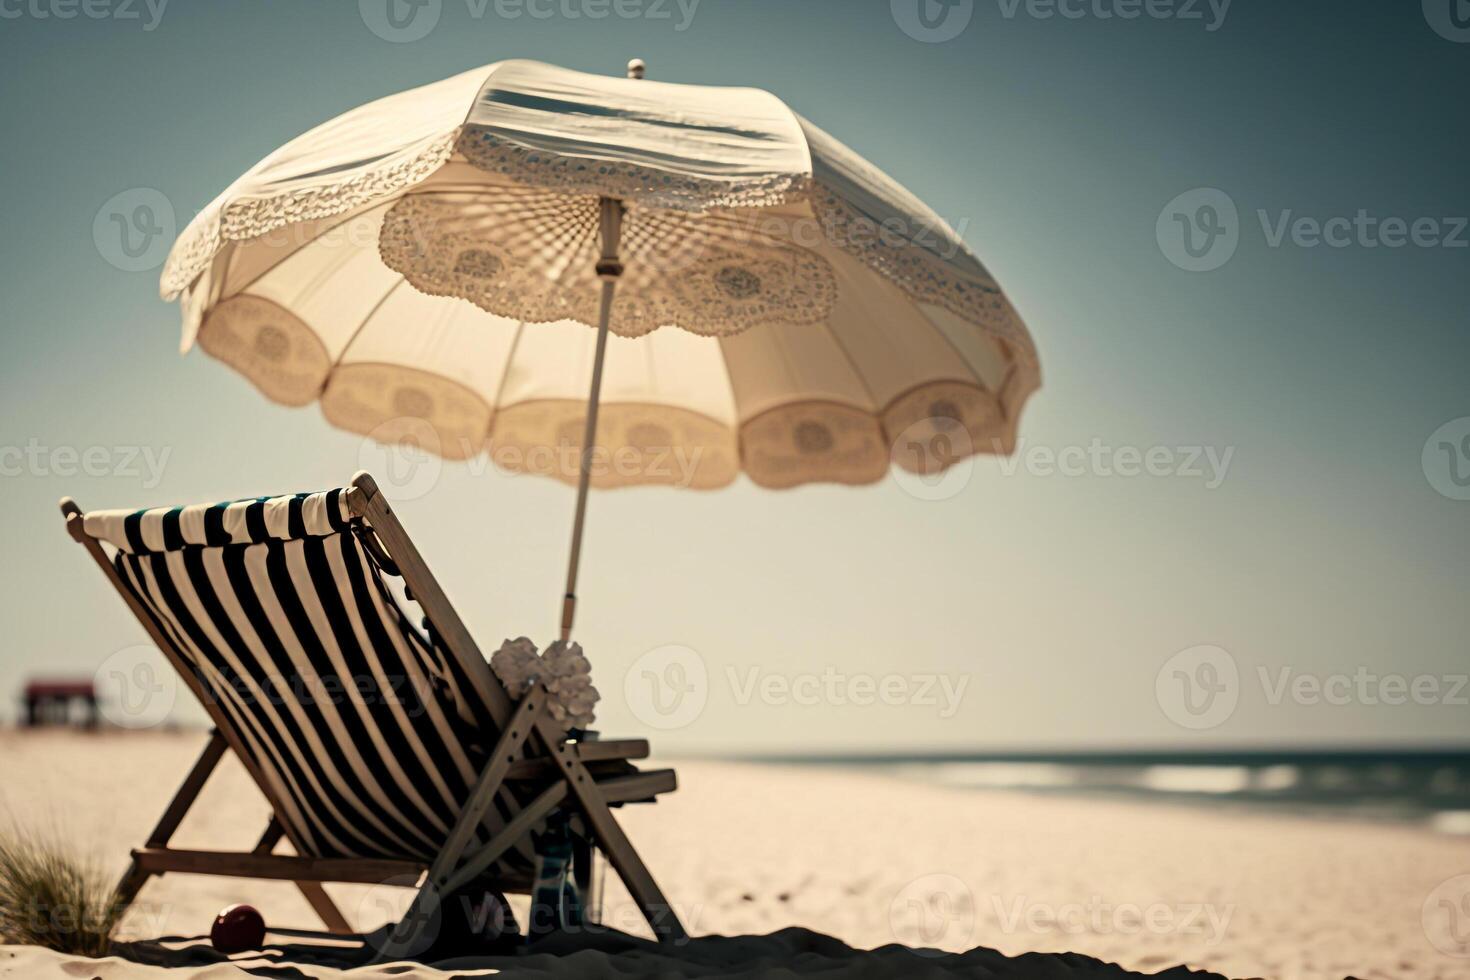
374 689 546 962
530 717 687 943
296 882 354 935
112 730 229 930
572 831 599 924
250 818 354 936
113 860 152 914
146 731 228 848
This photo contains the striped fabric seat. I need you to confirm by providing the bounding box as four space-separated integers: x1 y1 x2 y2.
86 489 534 869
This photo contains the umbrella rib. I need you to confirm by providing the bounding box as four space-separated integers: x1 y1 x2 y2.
316 276 410 394
485 318 527 439
222 202 392 300
712 334 745 459
820 316 881 415
486 209 598 442
911 299 990 393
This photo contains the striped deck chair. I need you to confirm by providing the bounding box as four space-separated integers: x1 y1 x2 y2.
61 472 685 954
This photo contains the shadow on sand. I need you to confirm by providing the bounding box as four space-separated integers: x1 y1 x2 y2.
110 924 1238 979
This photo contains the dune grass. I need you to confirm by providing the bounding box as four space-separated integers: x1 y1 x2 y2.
0 825 122 956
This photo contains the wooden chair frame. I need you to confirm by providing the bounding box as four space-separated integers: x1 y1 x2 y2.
61 471 687 953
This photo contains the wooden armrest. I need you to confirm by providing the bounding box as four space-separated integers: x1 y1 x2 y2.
505 738 650 780
595 768 677 804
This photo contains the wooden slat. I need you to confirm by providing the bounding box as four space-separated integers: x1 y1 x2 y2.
349 474 514 726
441 782 568 896
596 769 677 804
504 738 649 780
249 818 354 938
252 818 286 855
428 688 543 886
130 848 421 884
373 687 546 962
528 715 688 943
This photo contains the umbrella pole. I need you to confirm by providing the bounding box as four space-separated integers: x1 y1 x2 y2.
560 196 624 642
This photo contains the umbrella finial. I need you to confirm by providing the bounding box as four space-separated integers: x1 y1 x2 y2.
627 58 646 79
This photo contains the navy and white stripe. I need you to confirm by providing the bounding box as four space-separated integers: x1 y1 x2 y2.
92 490 536 870
84 491 353 555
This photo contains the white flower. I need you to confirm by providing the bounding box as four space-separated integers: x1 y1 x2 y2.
490 636 542 696
488 637 599 732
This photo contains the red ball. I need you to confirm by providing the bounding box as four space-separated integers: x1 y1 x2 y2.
210 903 266 953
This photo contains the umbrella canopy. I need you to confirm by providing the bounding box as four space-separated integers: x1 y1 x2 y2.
163 58 1039 493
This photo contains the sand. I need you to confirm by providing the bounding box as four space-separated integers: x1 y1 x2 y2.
1 730 1466 979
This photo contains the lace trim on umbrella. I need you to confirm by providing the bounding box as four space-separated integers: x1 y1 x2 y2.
456 128 811 213
809 182 1038 365
160 131 459 299
378 191 838 338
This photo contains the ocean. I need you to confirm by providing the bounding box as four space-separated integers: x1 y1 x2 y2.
749 749 1470 835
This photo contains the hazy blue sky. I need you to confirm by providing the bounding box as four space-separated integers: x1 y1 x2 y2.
1 0 1466 752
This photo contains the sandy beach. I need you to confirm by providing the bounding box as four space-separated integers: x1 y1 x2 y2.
1 730 1465 979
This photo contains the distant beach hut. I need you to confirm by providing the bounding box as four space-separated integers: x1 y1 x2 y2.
21 677 99 728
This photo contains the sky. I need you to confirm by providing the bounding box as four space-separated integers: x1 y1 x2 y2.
0 0 1466 753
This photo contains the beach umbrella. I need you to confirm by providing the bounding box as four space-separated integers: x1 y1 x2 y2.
161 58 1040 641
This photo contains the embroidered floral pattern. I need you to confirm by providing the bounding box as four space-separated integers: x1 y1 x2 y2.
160 132 459 299
808 182 1038 365
378 191 838 337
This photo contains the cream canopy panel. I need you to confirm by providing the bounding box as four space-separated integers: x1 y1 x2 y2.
168 58 1039 492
